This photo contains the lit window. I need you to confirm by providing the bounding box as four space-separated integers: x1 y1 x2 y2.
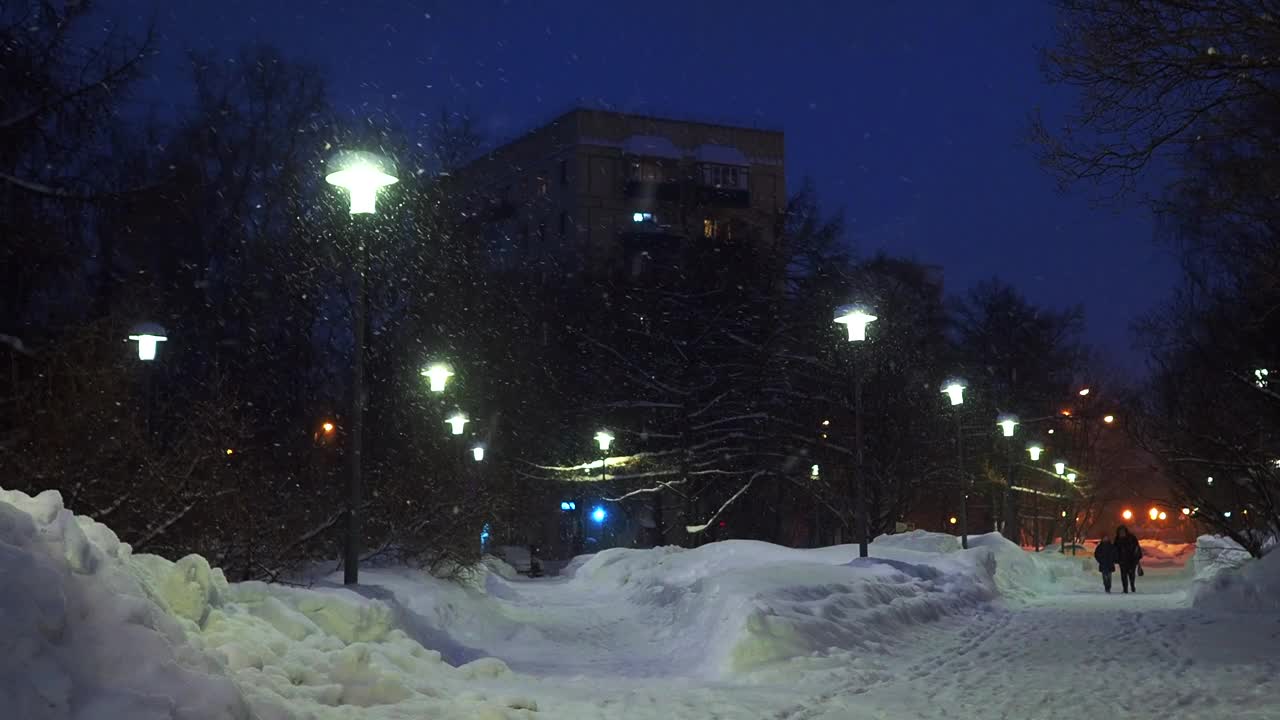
703 218 714 238
633 211 654 223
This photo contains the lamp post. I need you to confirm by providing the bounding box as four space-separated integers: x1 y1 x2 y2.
128 322 167 438
941 380 968 549
996 414 1018 541
835 305 876 558
326 150 398 586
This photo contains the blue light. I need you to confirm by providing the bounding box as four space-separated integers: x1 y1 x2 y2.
560 501 570 511
560 501 577 511
591 506 607 523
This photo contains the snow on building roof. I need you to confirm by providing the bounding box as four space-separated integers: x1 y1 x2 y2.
623 134 685 159
694 143 750 166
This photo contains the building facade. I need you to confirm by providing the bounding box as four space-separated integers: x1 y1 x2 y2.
455 108 786 278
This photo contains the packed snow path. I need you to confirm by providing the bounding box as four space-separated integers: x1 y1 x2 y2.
772 568 1280 720
360 559 1280 720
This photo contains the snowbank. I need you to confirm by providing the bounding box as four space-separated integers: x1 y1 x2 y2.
1137 539 1196 568
1187 534 1252 581
0 487 553 719
0 488 250 720
558 539 997 675
1192 547 1280 613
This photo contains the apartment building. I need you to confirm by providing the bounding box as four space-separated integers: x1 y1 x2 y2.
454 108 785 277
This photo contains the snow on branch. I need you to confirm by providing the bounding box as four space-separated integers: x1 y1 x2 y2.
603 479 689 502
685 471 763 534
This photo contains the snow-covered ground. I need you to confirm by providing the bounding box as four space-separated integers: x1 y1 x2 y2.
3 487 1278 720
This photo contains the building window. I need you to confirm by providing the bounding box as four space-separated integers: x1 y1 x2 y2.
559 159 569 186
700 164 748 189
633 211 655 224
536 174 549 196
629 159 663 182
703 218 715 238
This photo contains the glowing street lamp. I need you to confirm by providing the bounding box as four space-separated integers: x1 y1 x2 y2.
997 414 1018 438
322 421 336 435
325 150 399 215
127 322 168 361
1181 507 1191 516
1158 511 1167 521
836 304 876 558
834 305 877 342
1027 445 1044 462
941 380 966 406
471 445 486 462
810 464 820 478
1066 472 1077 483
446 413 469 436
1122 509 1133 521
1078 387 1091 396
1054 461 1067 476
594 430 615 452
1148 507 1160 521
591 506 608 523
420 363 454 393
1103 414 1116 424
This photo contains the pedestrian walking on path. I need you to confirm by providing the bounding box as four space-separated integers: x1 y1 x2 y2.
1094 534 1118 593
1114 525 1142 593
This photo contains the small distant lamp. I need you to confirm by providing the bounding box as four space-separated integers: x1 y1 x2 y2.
997 414 1018 438
941 380 966 406
1027 445 1044 462
446 412 468 436
128 322 168 361
834 305 877 342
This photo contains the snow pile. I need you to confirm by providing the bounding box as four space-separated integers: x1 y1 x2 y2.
1191 547 1280 613
870 529 961 555
1137 539 1195 568
0 488 251 720
560 540 999 676
1187 534 1252 581
0 487 553 719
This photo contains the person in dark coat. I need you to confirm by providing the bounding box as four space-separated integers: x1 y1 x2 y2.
1114 525 1142 593
1094 535 1118 593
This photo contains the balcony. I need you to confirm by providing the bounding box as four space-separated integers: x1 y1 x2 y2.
624 179 681 203
696 185 751 208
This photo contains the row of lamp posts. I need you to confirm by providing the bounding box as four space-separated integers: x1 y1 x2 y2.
830 305 1092 554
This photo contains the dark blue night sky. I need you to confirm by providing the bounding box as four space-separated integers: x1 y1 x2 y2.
125 0 1174 373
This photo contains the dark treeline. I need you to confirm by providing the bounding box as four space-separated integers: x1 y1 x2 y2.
2 2 1099 578
1039 0 1280 556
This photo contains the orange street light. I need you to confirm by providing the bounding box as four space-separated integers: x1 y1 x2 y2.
1158 511 1168 521
1103 415 1115 424
949 516 958 525
1122 509 1133 521
224 448 235 456
1148 507 1160 521
322 421 336 434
